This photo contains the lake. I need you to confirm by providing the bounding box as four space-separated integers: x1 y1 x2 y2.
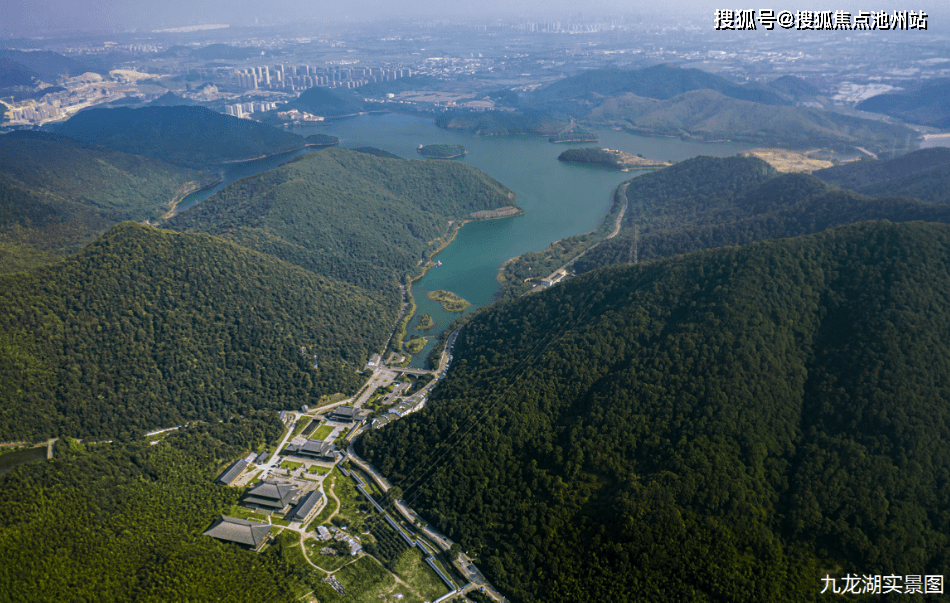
186 112 757 368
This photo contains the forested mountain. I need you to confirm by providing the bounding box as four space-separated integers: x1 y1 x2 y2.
358 221 950 602
53 105 307 167
0 222 392 441
282 86 367 117
813 147 950 204
167 148 516 294
585 89 917 154
435 111 567 136
0 49 99 105
0 414 307 602
856 78 950 128
0 131 212 273
570 155 950 273
532 64 792 113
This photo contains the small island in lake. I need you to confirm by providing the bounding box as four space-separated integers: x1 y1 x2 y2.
558 148 672 171
306 133 341 146
549 128 599 144
404 337 427 354
427 290 470 312
415 313 434 330
418 144 467 159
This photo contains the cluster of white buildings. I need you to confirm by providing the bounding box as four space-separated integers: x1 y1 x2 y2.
233 64 412 92
224 100 280 118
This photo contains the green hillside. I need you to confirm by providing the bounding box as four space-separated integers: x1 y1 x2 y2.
0 222 391 441
167 148 517 294
0 415 307 602
0 131 212 272
53 105 307 168
813 147 950 204
435 111 567 136
856 78 950 128
587 89 918 155
570 155 950 274
535 64 790 109
282 86 367 117
358 221 950 602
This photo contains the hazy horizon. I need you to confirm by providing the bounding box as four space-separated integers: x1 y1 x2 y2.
3 0 947 38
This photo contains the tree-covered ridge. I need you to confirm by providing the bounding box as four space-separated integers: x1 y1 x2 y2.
53 105 307 168
557 147 670 170
813 147 950 204
0 222 391 441
532 64 792 112
358 221 950 602
0 414 304 602
586 89 918 155
0 132 212 272
435 111 567 136
283 86 367 117
417 144 466 158
856 78 950 128
167 148 516 294
572 155 950 273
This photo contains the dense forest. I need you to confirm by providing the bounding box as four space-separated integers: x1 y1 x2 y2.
856 78 950 128
435 111 567 136
358 221 950 602
516 65 910 154
0 222 391 441
585 89 917 155
570 155 950 274
813 147 950 205
53 105 307 167
531 64 793 113
167 148 516 295
0 413 311 602
0 131 212 272
281 85 367 117
557 147 669 170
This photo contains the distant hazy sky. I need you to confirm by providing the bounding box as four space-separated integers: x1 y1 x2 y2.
1 0 946 37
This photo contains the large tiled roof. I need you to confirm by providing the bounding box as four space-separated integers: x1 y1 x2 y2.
243 481 298 508
203 516 271 548
284 439 334 458
288 490 324 522
217 459 248 485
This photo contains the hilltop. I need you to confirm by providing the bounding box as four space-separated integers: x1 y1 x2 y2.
557 147 671 170
813 147 950 204
532 64 792 112
571 154 950 273
53 105 307 168
856 78 950 128
586 89 917 155
359 221 950 602
435 111 567 137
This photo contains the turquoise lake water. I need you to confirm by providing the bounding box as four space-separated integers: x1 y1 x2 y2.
183 113 756 368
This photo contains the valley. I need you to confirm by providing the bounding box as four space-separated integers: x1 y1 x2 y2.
1 13 950 603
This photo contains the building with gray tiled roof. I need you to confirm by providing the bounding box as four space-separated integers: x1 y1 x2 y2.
242 481 299 512
283 439 338 460
287 490 324 523
216 459 249 486
203 515 272 551
327 405 360 423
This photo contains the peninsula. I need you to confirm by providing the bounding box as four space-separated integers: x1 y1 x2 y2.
558 147 672 171
417 144 466 159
